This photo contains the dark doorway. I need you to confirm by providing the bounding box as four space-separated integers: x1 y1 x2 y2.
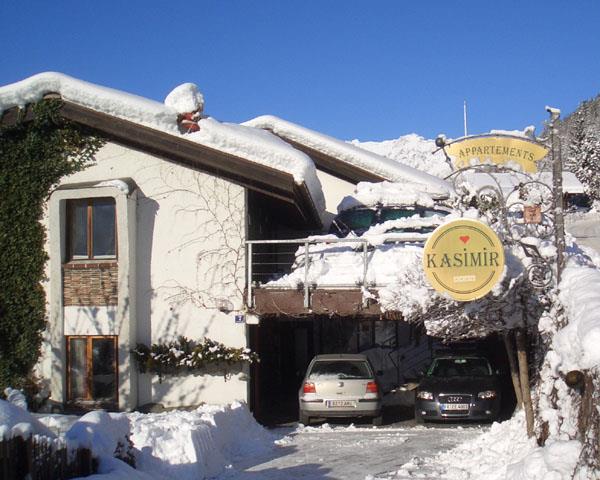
249 318 314 425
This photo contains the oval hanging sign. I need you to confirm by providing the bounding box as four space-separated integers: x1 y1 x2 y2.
423 219 505 301
445 135 548 173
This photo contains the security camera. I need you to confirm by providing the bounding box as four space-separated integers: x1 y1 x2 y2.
545 106 561 124
435 134 447 148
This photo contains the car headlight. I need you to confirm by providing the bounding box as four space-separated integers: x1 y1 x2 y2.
478 390 497 399
416 391 433 400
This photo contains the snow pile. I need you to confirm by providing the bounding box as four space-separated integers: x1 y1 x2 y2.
244 115 452 198
0 73 325 215
129 402 275 480
0 398 56 438
389 412 580 480
556 263 600 370
338 181 436 212
350 133 452 179
66 410 131 458
164 83 204 114
62 402 275 480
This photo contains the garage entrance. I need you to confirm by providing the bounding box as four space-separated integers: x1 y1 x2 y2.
249 318 315 425
249 317 517 425
248 316 429 425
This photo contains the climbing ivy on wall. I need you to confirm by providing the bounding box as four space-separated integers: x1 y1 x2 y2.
0 99 103 392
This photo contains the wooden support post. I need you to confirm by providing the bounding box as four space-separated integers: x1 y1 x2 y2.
516 329 535 437
503 331 523 409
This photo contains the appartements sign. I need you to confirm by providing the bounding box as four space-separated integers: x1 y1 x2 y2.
423 219 505 301
446 135 549 173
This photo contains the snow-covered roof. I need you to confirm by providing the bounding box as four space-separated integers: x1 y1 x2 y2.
0 72 325 216
243 115 452 199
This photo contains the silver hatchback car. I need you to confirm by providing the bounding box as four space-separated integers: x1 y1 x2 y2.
298 354 382 426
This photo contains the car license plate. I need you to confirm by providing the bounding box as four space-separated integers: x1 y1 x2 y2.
326 400 356 408
441 403 469 410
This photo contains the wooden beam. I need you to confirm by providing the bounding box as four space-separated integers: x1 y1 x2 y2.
252 288 381 317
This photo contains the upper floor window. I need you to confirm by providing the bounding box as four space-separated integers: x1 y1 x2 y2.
68 198 116 260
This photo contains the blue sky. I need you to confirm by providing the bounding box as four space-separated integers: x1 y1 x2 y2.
2 1 600 141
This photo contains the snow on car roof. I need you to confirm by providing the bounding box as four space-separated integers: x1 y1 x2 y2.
0 72 326 215
243 115 452 198
337 181 437 212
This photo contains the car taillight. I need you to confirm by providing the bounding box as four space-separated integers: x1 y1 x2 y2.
303 382 316 394
366 381 378 394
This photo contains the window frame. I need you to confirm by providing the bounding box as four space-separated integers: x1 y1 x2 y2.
66 335 119 406
66 197 118 261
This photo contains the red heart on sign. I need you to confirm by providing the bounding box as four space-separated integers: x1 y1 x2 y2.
459 235 470 244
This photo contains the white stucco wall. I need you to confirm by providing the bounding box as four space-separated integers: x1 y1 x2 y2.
40 141 249 410
315 169 357 228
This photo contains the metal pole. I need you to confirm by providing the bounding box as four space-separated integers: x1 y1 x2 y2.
463 100 468 137
362 240 368 285
247 242 253 308
304 241 310 308
547 106 565 284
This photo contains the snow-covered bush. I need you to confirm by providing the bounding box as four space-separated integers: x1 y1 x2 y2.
132 336 259 380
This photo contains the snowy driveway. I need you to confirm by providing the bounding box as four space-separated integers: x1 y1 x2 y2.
217 422 484 480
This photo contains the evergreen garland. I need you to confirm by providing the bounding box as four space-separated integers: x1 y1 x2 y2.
132 336 259 379
0 99 103 391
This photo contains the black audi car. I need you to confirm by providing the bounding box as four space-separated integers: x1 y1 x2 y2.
414 355 501 423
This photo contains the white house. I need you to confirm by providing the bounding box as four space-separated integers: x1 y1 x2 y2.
0 73 451 417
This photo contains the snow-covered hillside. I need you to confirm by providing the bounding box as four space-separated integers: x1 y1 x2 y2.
349 134 452 179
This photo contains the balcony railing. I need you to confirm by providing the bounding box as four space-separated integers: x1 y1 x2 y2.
245 235 425 310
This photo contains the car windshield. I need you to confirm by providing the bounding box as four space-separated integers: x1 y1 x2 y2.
379 208 418 222
427 357 492 377
335 209 375 233
379 208 449 234
308 360 372 380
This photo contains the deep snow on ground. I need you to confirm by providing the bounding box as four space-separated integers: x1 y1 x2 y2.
373 412 581 480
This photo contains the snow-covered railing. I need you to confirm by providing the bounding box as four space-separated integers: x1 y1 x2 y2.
246 235 425 309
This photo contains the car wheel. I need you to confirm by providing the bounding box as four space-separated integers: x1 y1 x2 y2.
299 412 311 426
372 415 383 426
